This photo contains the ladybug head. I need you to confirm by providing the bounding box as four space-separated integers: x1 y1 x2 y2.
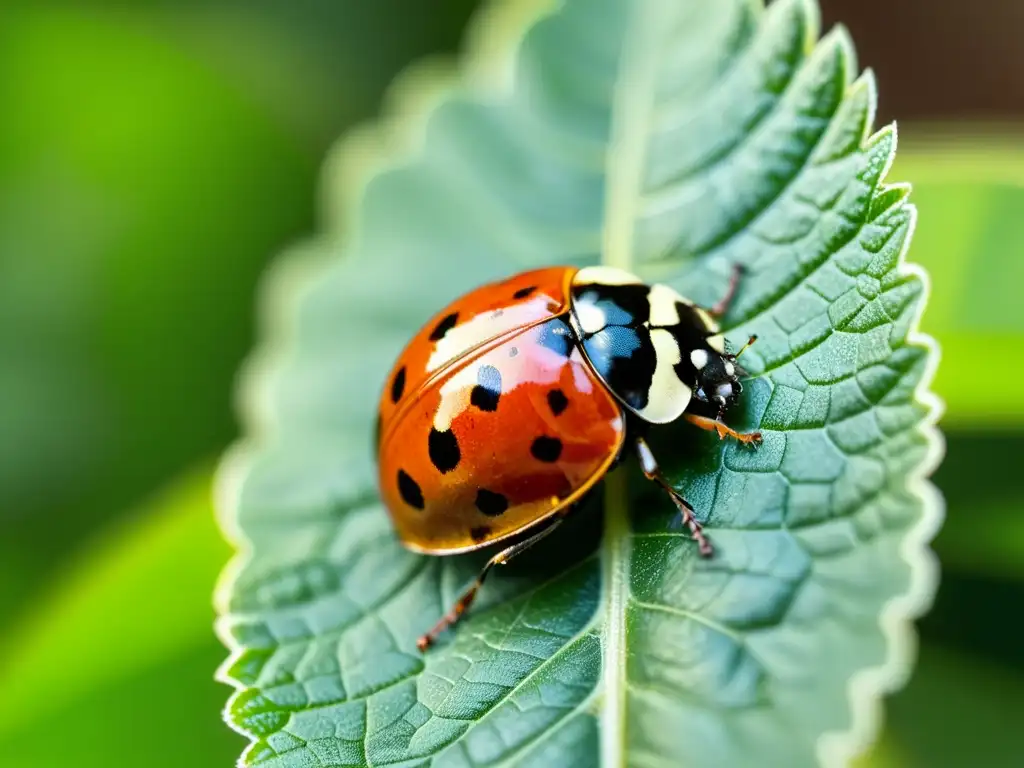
691 334 756 416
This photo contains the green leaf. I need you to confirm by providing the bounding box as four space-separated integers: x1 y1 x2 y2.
0 466 229 737
930 432 1024 582
854 644 1024 768
936 495 1024 581
0 3 316 619
216 1 943 765
888 130 1024 427
0 640 243 768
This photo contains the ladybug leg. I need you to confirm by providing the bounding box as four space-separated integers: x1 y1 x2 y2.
684 413 762 447
635 437 713 557
709 263 745 317
417 519 564 652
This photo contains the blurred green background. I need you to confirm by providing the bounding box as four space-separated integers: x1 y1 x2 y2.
0 1 1021 766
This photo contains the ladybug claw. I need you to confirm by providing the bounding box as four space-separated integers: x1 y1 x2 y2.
697 535 714 558
688 518 714 557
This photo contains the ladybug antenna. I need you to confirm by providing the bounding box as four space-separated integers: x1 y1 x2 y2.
733 334 757 360
729 334 759 381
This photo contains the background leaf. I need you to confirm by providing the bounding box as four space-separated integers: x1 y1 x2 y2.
0 3 315 619
217 1 942 766
0 466 244 767
888 131 1024 427
0 0 478 627
855 645 1024 768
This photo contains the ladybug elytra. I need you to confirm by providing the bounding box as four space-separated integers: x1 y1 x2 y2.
376 265 761 650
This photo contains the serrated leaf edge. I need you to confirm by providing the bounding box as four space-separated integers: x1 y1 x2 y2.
210 1 947 766
212 1 567 764
815 130 946 767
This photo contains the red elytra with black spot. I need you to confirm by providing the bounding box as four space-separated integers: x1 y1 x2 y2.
377 267 624 554
376 264 760 649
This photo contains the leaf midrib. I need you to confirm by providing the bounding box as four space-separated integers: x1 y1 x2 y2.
600 2 664 764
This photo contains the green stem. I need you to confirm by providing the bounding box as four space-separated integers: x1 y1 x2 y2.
600 469 630 766
600 0 662 761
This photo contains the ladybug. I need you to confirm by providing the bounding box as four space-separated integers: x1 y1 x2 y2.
376 265 761 650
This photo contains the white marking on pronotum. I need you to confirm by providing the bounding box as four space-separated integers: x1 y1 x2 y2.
690 348 709 370
638 328 692 423
574 298 607 335
724 360 735 377
706 333 726 354
695 306 719 332
647 283 684 327
573 265 643 286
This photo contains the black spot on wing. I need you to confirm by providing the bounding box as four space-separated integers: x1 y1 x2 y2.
531 436 563 463
397 470 424 509
390 366 406 403
513 285 537 299
547 388 569 416
470 525 492 542
535 317 575 357
470 364 502 411
428 427 461 473
428 312 459 341
475 489 509 517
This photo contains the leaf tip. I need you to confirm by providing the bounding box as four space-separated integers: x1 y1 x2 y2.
818 22 859 82
850 68 879 138
791 0 822 53
820 95 946 759
319 0 559 241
